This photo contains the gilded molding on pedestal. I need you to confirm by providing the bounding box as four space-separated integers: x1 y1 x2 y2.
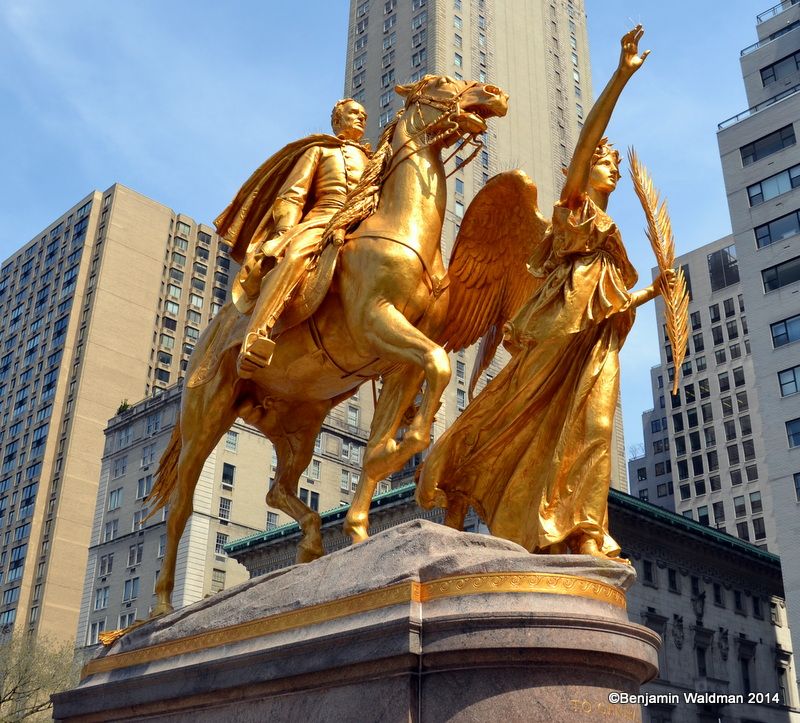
82 571 625 678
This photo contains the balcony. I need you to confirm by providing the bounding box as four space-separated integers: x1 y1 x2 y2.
757 0 800 24
718 81 800 129
741 17 800 55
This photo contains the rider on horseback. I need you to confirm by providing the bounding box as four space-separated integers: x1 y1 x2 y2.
216 99 371 377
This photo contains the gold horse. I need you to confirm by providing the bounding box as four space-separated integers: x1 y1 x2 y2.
147 76 509 616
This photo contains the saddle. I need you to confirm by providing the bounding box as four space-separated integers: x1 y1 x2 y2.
187 241 340 388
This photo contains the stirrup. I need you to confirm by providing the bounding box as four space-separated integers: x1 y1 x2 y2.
237 333 276 377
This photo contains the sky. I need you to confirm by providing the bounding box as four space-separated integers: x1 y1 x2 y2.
0 0 768 462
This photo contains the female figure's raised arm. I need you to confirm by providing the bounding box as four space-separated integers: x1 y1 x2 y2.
560 26 649 208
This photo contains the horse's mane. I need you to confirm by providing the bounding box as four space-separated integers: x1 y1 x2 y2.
322 111 402 243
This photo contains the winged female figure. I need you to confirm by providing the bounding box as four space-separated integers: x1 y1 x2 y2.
417 26 674 561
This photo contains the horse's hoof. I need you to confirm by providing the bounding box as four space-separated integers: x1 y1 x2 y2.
344 517 369 544
150 601 174 619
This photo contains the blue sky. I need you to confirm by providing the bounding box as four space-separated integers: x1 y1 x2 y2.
0 1 768 460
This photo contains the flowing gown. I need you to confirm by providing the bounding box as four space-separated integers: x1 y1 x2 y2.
420 196 639 557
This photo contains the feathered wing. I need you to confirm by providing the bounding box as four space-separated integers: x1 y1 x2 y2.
436 170 550 395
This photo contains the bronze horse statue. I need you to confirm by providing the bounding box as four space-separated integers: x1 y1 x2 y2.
148 76 509 616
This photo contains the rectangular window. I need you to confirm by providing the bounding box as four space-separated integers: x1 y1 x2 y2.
779 364 800 395
127 542 143 567
218 497 231 520
225 431 238 452
771 312 800 347
755 208 800 247
748 163 800 207
215 532 228 555
741 124 796 166
761 50 800 86
136 475 153 499
103 519 118 542
266 512 279 530
707 245 740 292
763 255 800 292
734 495 747 517
221 462 235 489
108 487 123 511
122 577 140 602
787 418 800 447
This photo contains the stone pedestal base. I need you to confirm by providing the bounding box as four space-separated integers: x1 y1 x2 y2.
54 520 659 722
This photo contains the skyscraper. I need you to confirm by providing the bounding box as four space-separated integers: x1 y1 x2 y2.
344 0 628 489
630 0 800 675
0 184 232 640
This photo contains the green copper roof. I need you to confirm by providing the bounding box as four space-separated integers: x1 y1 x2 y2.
225 484 780 568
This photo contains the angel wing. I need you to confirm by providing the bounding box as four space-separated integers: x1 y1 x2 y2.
436 170 550 398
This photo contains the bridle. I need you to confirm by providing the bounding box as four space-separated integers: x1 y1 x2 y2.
386 80 488 181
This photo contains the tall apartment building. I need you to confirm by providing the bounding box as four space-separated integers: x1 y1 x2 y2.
344 0 628 489
716 0 800 676
76 385 379 647
0 184 233 641
630 0 800 677
630 236 770 550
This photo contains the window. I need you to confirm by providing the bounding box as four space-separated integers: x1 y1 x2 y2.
781 365 800 396
707 245 739 292
712 326 724 346
266 512 279 530
741 124 796 166
132 509 147 531
127 542 143 567
736 391 748 412
221 462 235 488
215 532 229 555
136 475 153 499
755 208 800 247
103 519 118 542
98 553 113 576
761 50 800 86
108 487 123 511
94 586 109 610
748 163 800 207
763 255 800 292
734 495 747 518
347 406 360 427
122 577 140 602
218 497 231 521
112 455 127 479
88 619 106 646
141 444 156 467
787 418 800 447
726 320 738 340
771 312 800 347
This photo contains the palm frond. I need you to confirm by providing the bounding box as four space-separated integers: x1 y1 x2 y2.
628 148 689 396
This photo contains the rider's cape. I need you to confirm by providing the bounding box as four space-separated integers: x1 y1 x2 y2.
214 133 348 264
188 135 353 389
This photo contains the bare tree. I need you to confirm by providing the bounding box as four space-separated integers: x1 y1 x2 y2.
628 442 645 460
0 632 79 721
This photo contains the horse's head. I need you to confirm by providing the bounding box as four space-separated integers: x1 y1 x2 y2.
395 75 509 144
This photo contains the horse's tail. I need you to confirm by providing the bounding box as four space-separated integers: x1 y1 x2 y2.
144 409 182 520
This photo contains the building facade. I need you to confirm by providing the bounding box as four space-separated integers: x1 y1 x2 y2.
716 0 800 679
76 383 383 648
343 0 628 489
630 235 770 551
630 0 800 686
0 185 234 641
228 486 800 723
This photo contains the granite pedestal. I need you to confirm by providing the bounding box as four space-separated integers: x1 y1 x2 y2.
54 519 660 722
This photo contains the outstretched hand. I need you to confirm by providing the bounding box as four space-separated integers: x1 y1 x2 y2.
619 25 650 76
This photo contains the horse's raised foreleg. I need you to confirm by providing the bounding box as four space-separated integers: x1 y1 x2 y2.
152 381 237 617
252 400 331 564
345 366 424 542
